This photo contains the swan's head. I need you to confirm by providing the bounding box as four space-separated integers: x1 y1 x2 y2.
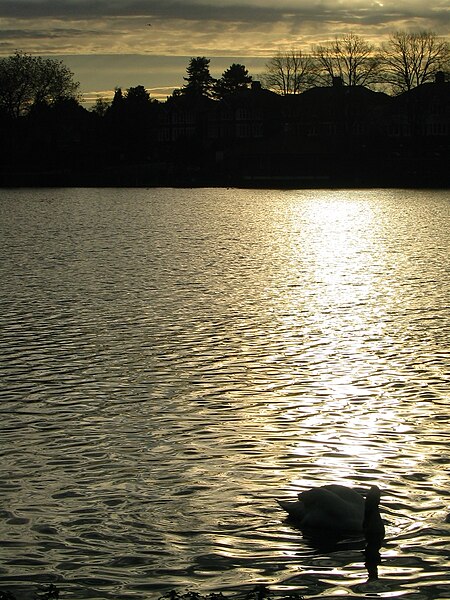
365 485 381 509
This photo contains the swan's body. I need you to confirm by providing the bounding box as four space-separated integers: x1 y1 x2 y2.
278 484 384 542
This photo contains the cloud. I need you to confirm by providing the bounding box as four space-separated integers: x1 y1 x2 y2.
1 0 448 97
1 0 449 28
0 0 277 21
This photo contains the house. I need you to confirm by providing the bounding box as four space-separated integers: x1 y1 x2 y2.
153 74 449 186
382 72 450 185
281 76 391 139
387 72 450 138
207 81 282 141
225 78 392 184
157 93 215 143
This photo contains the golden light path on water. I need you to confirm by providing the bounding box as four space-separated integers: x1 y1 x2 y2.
259 196 393 486
0 188 449 599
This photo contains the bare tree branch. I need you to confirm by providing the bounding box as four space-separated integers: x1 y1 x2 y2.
313 33 381 88
262 49 317 95
380 31 450 93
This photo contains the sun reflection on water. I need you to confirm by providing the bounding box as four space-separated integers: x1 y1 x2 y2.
260 192 440 496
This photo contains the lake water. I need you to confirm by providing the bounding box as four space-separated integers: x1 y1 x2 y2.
0 187 449 600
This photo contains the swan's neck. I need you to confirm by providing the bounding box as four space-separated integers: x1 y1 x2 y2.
363 486 384 547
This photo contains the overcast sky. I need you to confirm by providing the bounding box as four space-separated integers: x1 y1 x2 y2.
1 0 449 101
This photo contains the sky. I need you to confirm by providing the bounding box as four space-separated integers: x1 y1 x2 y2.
0 0 449 102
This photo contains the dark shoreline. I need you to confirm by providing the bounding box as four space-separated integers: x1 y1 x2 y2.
1 169 448 190
0 585 308 600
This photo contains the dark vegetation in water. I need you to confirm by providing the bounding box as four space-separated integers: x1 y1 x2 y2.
0 586 303 600
0 585 60 600
158 587 303 600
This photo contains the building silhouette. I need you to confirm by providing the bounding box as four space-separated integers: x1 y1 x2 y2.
1 74 448 187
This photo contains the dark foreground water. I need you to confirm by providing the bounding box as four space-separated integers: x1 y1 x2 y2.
0 188 449 600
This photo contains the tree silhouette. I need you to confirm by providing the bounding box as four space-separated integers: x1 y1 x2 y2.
314 34 381 87
263 50 317 95
182 57 215 97
380 31 450 93
125 85 151 106
0 51 79 117
214 63 252 98
104 84 158 163
91 97 110 117
108 87 124 116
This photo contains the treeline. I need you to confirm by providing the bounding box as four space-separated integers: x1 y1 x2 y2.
83 30 450 111
164 31 450 100
0 31 449 117
0 31 449 188
263 31 449 95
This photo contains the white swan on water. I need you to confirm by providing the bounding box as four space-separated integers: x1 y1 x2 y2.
278 484 385 544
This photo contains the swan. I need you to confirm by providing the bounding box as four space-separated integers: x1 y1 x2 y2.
278 484 385 543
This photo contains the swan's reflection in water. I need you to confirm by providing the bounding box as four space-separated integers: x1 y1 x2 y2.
364 543 382 581
282 522 383 588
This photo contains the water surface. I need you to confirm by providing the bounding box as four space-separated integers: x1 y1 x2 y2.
0 187 449 599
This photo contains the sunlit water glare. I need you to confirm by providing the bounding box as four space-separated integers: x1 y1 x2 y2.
0 187 449 600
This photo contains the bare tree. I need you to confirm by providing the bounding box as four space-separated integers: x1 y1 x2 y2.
380 31 450 93
314 33 381 87
262 49 317 95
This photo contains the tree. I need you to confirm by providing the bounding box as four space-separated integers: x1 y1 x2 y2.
104 84 159 162
125 84 151 106
106 87 125 119
108 85 155 118
262 49 317 95
91 97 110 117
214 63 252 98
380 31 450 93
314 33 381 87
123 85 157 124
182 57 215 97
111 87 124 108
0 51 79 117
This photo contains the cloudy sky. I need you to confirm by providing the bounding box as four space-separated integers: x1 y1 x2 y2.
1 0 449 101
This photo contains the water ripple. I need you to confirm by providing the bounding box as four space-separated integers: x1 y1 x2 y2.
0 188 449 599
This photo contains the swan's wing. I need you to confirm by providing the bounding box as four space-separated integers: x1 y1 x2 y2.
299 486 365 531
322 484 365 506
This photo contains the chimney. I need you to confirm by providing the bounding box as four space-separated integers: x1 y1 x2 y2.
251 81 262 92
332 76 343 87
435 71 445 84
